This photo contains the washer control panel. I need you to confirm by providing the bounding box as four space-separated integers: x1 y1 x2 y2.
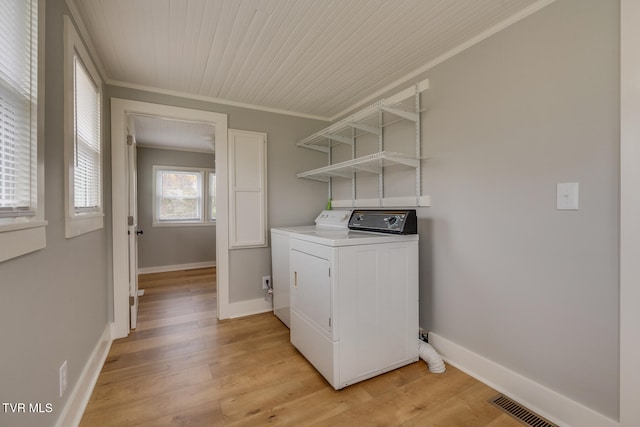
314 209 353 228
348 209 417 234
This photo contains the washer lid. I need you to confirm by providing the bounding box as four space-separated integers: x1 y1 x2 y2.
288 228 418 246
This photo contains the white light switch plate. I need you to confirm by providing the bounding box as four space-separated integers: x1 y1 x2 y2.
557 182 579 210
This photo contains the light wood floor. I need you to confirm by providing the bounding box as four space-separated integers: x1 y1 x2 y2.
80 268 521 426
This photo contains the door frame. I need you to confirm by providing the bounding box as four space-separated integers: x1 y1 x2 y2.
110 98 229 339
619 1 640 424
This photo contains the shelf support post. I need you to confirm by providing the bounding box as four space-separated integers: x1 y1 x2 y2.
415 83 422 206
351 127 356 206
328 138 333 203
378 107 384 206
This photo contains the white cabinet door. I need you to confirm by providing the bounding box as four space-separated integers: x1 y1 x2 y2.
228 129 267 248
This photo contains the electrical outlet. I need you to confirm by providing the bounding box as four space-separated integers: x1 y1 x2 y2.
262 275 271 290
59 360 68 397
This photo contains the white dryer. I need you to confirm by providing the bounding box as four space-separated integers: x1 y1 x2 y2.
281 209 419 390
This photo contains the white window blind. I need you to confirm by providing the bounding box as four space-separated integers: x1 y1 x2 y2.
0 0 38 218
73 55 101 212
64 15 102 238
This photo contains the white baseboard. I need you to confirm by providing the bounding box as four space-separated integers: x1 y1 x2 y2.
228 297 273 319
428 333 619 427
138 261 216 275
55 324 112 427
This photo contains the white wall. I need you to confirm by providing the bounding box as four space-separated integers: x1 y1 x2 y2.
332 0 620 422
0 2 111 426
417 0 618 420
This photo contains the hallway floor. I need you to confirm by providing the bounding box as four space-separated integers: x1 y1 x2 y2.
80 267 521 426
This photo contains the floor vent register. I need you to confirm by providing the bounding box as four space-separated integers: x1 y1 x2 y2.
488 394 558 427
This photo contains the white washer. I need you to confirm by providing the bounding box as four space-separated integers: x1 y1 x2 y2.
274 209 419 390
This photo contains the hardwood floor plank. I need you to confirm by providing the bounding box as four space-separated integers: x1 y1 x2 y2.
81 382 223 427
85 364 213 413
136 400 226 427
226 385 373 427
80 267 523 427
312 367 477 427
399 382 512 426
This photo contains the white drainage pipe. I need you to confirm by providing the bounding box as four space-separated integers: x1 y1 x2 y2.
418 340 446 373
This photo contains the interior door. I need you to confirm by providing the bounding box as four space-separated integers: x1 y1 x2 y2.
126 130 140 329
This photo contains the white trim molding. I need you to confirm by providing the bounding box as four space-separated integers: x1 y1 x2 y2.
428 333 618 427
620 1 640 425
54 324 112 427
227 298 273 319
138 261 216 275
111 99 229 339
0 223 47 263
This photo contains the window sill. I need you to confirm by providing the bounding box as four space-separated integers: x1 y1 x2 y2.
152 221 216 228
0 221 48 262
66 212 104 238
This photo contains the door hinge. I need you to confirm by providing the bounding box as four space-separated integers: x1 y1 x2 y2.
129 296 135 307
127 135 134 146
128 215 134 226
328 268 331 277
329 318 331 327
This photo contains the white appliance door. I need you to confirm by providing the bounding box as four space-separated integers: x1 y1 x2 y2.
291 249 331 335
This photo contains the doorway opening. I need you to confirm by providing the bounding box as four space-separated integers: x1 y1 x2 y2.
127 114 217 328
111 99 229 339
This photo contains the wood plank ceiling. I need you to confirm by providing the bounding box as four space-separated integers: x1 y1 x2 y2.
69 0 549 120
131 115 216 153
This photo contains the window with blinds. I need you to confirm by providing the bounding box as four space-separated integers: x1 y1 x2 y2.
64 15 103 238
0 0 38 219
73 56 101 212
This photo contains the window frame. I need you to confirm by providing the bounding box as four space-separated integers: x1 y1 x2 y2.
0 0 47 263
152 165 216 227
63 15 104 238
